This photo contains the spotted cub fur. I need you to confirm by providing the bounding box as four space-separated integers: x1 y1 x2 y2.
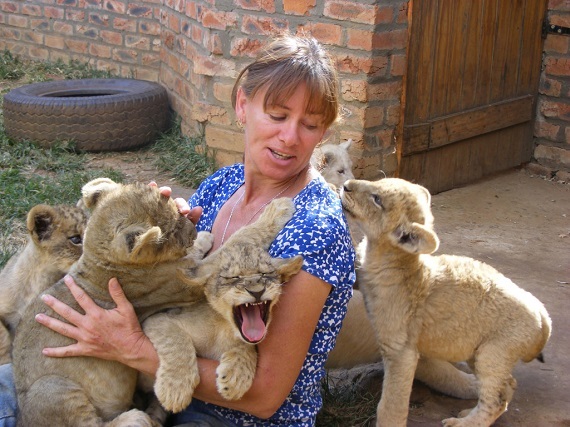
0 204 87 364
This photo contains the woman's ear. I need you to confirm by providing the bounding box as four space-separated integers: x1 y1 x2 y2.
235 86 247 124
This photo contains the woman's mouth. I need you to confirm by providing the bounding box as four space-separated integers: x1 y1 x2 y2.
270 148 293 160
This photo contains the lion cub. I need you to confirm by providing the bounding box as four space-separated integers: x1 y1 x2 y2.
340 177 552 427
13 178 213 427
0 204 87 364
311 139 354 189
143 196 303 411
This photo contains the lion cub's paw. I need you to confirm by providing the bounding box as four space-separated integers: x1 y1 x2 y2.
106 408 159 427
187 231 214 259
216 348 257 400
441 416 478 427
154 367 200 413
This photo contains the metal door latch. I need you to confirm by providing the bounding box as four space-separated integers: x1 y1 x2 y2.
542 22 570 38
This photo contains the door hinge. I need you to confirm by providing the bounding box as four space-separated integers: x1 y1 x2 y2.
542 21 570 38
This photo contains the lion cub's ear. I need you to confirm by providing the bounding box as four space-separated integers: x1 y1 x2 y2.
390 223 439 255
129 227 163 258
80 178 121 209
27 204 58 244
273 255 304 283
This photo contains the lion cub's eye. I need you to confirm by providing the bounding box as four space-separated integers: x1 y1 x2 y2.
69 235 82 245
372 194 383 208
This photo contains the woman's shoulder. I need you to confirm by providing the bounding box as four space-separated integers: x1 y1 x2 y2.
190 164 243 205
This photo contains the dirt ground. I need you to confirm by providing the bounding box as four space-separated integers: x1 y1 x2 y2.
91 153 569 426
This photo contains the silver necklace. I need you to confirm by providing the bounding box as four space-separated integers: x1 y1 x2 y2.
220 180 296 245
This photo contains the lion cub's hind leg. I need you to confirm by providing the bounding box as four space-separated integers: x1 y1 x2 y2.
415 358 479 399
442 348 518 427
19 375 158 427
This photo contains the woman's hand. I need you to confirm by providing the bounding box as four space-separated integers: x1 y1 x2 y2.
149 181 202 225
36 275 159 375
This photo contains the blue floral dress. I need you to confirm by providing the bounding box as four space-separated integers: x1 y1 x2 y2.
185 163 355 426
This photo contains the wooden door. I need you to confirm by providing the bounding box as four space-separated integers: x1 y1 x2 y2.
398 0 547 194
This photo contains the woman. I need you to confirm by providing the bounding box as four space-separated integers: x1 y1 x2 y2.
0 33 355 426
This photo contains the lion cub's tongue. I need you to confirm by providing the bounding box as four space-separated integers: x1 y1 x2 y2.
240 304 266 343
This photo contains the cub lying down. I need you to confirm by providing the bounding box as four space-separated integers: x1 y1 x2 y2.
340 177 552 427
13 178 214 427
0 204 88 364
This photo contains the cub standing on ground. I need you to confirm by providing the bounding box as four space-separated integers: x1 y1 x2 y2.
340 177 552 427
0 204 87 365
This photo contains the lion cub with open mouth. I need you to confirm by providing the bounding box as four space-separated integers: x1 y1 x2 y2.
13 178 301 427
340 177 551 427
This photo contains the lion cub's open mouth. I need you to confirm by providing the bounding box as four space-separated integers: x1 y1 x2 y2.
233 301 271 344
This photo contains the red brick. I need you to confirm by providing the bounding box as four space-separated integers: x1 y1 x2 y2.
201 9 237 30
22 4 41 16
534 118 560 140
206 125 244 152
241 15 288 35
540 99 570 121
65 39 89 54
90 43 112 58
324 1 377 25
372 29 408 50
390 53 406 77
45 35 65 49
364 106 385 127
1 2 18 13
53 21 74 35
230 37 263 57
545 33 570 54
112 48 138 64
539 76 563 97
44 6 65 19
284 0 315 16
367 81 402 102
7 15 27 28
101 30 123 45
341 79 368 102
298 22 342 46
23 30 44 44
126 35 150 50
346 28 374 51
544 57 570 77
235 0 276 13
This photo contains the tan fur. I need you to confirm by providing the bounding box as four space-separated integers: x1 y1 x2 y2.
13 178 213 427
0 204 88 364
340 177 552 427
143 197 303 411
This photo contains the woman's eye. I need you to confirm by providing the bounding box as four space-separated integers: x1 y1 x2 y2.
269 114 285 121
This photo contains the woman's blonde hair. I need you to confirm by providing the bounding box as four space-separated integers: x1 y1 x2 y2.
231 33 340 128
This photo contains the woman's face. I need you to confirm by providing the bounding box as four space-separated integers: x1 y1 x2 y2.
236 83 327 181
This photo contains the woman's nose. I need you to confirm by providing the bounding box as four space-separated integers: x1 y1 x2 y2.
278 121 299 146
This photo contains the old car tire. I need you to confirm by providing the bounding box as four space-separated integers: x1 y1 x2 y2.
3 78 170 152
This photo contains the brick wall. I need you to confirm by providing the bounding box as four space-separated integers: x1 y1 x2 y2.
0 0 568 181
532 0 570 182
157 0 408 177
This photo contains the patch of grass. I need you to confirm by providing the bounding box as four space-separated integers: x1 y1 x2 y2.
0 52 216 268
150 118 217 189
316 373 378 427
0 49 112 84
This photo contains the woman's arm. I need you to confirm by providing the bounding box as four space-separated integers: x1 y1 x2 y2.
191 269 331 419
37 269 330 419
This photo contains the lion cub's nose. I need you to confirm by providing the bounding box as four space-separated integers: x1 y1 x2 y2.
246 288 265 302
